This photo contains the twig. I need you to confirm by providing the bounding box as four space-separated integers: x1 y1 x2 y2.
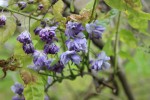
0 6 41 21
90 0 97 22
114 11 121 75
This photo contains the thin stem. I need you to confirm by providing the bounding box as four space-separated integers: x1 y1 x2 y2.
87 0 97 71
68 63 74 75
0 6 41 21
58 28 67 51
90 0 97 22
38 72 53 77
29 17 31 32
114 12 121 75
42 4 53 20
87 39 91 71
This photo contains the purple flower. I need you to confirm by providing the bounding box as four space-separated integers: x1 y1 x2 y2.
33 50 48 67
60 51 81 65
44 95 50 100
23 43 35 54
18 1 27 10
12 95 25 100
91 51 110 71
38 4 44 10
44 43 59 54
66 38 87 52
49 61 64 73
34 27 42 35
11 83 24 95
65 21 85 39
30 51 53 71
39 26 57 42
86 20 105 39
0 15 6 26
17 31 32 44
45 59 53 69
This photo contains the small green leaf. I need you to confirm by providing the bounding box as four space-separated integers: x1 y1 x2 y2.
14 42 32 67
103 40 114 56
104 0 126 10
53 0 65 22
22 4 38 12
34 39 45 50
70 0 75 12
30 21 41 39
81 0 98 12
119 50 132 60
120 29 137 48
50 57 60 66
0 17 16 45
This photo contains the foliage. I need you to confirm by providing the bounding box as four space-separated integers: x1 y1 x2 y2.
0 0 150 100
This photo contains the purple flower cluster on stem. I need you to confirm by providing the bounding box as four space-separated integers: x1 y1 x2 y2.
17 21 60 71
34 25 59 54
59 21 87 68
17 18 109 74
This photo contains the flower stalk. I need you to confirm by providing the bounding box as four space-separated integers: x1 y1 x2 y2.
114 11 121 75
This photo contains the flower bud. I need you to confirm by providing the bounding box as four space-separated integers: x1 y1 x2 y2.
17 31 32 44
11 83 24 95
18 1 27 10
0 15 6 26
23 43 35 54
38 4 44 10
34 27 42 35
44 43 59 54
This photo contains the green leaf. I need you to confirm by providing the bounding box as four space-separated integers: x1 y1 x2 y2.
120 29 137 48
53 0 66 22
81 0 98 12
22 4 38 12
107 9 119 18
127 10 150 34
103 40 114 56
34 39 45 50
22 70 45 100
70 0 75 12
14 42 32 67
50 57 60 66
119 50 132 60
72 0 98 23
105 0 150 35
104 0 126 10
30 21 41 39
0 16 16 45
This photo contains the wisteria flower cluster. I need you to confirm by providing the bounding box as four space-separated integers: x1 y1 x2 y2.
17 21 61 72
17 20 110 73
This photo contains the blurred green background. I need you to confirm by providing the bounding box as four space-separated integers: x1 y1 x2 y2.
1 0 150 100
